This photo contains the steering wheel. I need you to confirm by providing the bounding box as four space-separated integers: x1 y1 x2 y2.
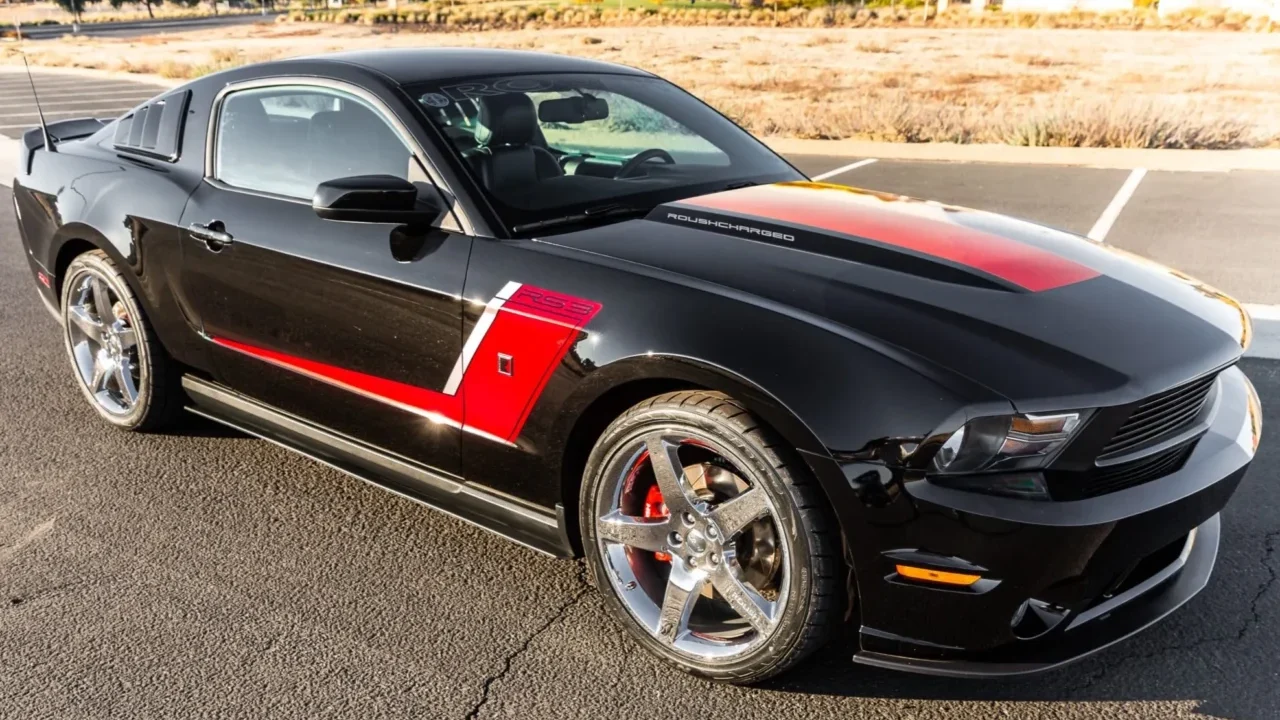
616 148 676 179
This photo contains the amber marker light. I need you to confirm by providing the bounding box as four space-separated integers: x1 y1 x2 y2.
896 565 982 587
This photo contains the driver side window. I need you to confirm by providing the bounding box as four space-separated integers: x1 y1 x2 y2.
214 85 419 200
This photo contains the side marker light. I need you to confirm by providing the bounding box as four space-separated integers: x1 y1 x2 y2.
895 564 981 587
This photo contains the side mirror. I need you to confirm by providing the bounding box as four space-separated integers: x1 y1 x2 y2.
313 175 440 225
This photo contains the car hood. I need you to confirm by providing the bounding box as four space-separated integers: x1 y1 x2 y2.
549 181 1249 411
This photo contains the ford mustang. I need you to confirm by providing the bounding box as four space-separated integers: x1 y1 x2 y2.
12 49 1263 683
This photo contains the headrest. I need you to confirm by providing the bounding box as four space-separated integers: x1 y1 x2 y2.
310 106 379 134
223 95 268 124
474 93 537 148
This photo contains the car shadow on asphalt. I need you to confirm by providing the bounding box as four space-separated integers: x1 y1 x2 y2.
172 413 250 439
757 602 1259 718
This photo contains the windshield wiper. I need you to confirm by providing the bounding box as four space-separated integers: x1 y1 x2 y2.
512 204 652 235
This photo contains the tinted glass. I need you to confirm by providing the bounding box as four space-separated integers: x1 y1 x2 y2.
410 73 800 233
214 86 414 200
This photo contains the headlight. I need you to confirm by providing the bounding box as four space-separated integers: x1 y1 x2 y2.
930 412 1084 474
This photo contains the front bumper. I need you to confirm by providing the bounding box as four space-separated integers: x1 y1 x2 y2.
853 512 1222 677
809 365 1261 678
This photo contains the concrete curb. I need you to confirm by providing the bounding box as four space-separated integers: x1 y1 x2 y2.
1 66 1278 172
763 138 1280 172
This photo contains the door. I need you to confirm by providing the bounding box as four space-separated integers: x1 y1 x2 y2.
178 81 472 476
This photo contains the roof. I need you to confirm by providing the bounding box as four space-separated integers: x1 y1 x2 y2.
300 48 652 85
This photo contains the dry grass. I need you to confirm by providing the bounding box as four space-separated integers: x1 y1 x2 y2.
1013 74 1064 94
8 23 1280 148
855 40 897 53
943 71 1007 85
804 33 841 47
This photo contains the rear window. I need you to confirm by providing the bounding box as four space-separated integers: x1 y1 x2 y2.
113 89 191 161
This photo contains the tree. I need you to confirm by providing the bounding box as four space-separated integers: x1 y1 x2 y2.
53 0 100 25
109 0 163 19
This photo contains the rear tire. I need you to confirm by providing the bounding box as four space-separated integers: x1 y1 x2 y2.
60 250 184 432
580 391 842 684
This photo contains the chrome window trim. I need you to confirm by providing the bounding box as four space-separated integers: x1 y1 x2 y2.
204 76 476 235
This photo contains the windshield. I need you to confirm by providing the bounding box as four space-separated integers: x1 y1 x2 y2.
408 73 802 234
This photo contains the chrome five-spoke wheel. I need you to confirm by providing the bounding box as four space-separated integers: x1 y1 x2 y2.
60 250 182 432
583 391 839 683
66 271 141 415
596 432 790 659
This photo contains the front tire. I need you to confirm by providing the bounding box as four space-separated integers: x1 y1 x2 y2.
580 391 842 684
60 250 183 432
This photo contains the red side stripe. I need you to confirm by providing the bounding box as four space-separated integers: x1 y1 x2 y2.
211 285 601 445
213 335 465 426
682 182 1099 292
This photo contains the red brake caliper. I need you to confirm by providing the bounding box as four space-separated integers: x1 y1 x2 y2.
643 484 671 563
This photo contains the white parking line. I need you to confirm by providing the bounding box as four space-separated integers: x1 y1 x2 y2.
0 89 154 103
0 97 147 111
812 158 878 182
0 81 145 91
0 106 134 122
1088 168 1147 242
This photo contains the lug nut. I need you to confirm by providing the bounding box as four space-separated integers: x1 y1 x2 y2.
707 526 718 539
709 552 720 565
682 512 696 527
668 532 683 547
688 556 698 568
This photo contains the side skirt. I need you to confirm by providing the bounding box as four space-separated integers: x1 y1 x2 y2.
182 375 575 558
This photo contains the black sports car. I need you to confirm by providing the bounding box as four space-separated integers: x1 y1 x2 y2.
13 49 1263 683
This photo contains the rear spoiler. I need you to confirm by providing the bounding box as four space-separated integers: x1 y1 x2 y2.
20 117 109 174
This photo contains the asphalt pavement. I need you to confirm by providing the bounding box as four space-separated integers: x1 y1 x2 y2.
14 12 279 40
2 70 1280 720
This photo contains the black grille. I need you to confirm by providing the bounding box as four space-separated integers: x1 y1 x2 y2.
1064 443 1194 500
1100 373 1219 458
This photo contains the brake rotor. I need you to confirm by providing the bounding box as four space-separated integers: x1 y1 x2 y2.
685 462 783 599
111 301 130 325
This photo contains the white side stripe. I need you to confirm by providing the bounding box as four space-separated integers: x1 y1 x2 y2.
442 281 522 395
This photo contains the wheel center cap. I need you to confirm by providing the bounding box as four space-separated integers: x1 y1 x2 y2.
686 529 708 554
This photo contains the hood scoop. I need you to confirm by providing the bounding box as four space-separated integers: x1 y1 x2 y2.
651 182 1099 293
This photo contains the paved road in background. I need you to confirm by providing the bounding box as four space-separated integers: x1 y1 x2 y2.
16 12 279 40
2 69 1279 719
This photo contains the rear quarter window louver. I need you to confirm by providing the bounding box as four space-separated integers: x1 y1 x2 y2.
112 89 191 162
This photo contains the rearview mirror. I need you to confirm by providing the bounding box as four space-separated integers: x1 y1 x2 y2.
313 175 441 225
537 95 609 124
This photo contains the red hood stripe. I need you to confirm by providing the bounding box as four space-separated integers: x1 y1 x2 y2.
681 182 1099 292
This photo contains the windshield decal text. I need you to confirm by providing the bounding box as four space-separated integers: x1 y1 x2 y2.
441 78 555 101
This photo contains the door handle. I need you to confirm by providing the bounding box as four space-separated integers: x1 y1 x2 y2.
188 221 234 251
